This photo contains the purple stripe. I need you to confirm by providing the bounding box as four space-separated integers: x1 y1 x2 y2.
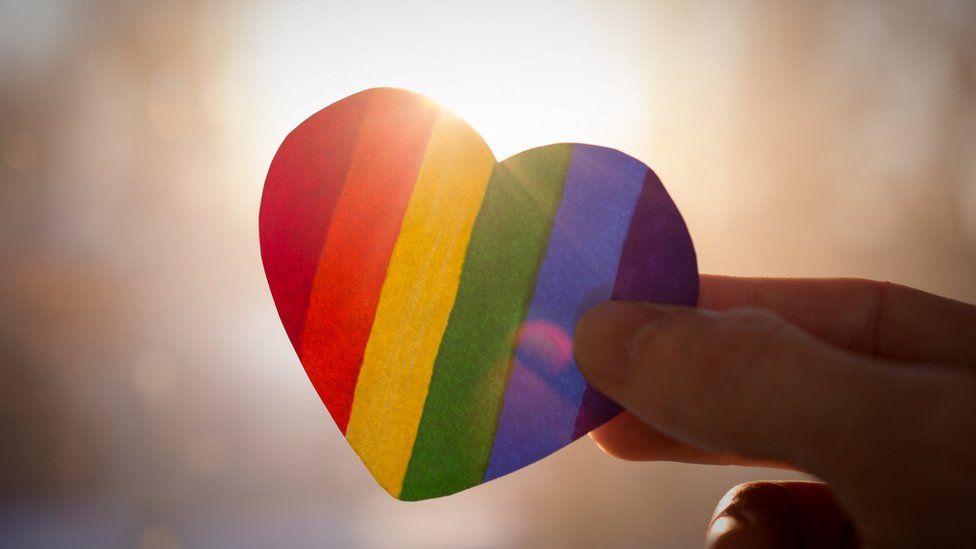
571 169 700 437
610 168 699 305
571 385 621 440
484 144 647 481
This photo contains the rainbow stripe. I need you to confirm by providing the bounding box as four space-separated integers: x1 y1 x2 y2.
260 88 698 500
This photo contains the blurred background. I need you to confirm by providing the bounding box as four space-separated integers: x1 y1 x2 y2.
2 0 975 547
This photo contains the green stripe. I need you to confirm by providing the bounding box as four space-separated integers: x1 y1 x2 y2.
398 144 573 500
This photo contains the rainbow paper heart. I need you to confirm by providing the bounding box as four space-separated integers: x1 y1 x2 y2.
260 88 698 500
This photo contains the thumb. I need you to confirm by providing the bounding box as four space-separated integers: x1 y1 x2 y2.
573 302 975 478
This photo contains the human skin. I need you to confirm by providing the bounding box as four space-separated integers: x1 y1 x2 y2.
573 275 976 548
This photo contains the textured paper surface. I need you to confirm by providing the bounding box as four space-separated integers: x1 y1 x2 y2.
259 87 699 500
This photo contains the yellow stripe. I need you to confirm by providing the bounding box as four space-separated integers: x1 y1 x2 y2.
344 112 495 497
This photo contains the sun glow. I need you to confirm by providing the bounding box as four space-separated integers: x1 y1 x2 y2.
249 0 652 161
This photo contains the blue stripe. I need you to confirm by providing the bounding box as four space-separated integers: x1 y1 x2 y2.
484 144 648 481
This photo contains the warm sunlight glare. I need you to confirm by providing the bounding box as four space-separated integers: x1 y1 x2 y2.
249 0 651 160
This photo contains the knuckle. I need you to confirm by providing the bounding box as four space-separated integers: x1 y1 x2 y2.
722 306 786 329
627 309 710 417
626 306 797 426
719 308 793 361
630 308 705 362
692 307 789 370
680 308 791 395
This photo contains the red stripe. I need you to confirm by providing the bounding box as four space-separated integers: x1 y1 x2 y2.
298 89 438 433
259 90 370 352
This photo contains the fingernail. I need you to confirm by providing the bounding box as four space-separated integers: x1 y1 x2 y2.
574 302 669 384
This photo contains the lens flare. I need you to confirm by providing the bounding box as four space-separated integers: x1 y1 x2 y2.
515 320 573 376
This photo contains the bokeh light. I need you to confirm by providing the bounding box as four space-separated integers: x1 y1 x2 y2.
2 132 38 171
247 0 651 161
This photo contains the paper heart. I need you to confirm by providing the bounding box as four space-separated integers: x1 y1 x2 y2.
260 88 698 500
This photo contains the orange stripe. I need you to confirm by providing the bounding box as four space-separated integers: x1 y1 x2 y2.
259 90 369 353
297 89 438 432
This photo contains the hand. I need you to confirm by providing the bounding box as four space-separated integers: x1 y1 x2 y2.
574 275 976 548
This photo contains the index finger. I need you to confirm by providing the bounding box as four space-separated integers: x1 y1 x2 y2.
699 275 976 367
